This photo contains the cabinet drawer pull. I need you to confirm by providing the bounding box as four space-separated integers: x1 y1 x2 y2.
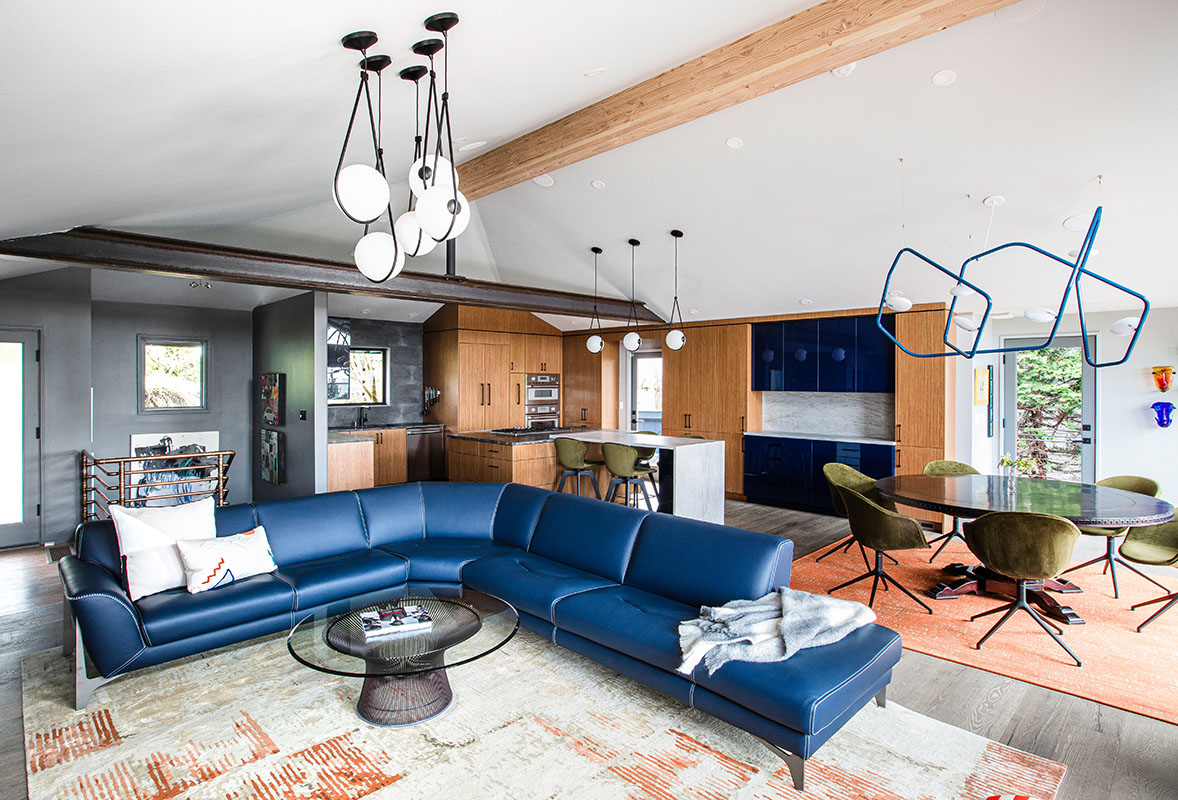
481 383 485 406
487 463 499 470
896 423 901 441
895 449 901 470
517 383 521 404
741 415 745 432
488 383 492 406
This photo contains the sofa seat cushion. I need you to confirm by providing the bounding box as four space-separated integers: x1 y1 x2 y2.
275 550 408 610
136 574 294 645
461 552 615 623
693 623 902 735
552 585 695 673
379 539 519 582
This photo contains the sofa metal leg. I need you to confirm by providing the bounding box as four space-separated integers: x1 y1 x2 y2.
74 623 112 711
62 595 76 657
875 686 887 708
761 741 805 792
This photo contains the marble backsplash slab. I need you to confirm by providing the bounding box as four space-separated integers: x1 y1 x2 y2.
761 392 895 439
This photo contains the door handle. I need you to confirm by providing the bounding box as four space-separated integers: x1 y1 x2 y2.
684 413 689 428
895 449 900 470
488 383 492 406
517 383 521 404
896 423 901 441
741 415 746 432
481 383 485 406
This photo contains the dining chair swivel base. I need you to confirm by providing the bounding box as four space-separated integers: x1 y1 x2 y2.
972 580 1081 666
816 536 899 570
829 551 933 614
1131 591 1178 632
1060 536 1170 599
926 517 967 563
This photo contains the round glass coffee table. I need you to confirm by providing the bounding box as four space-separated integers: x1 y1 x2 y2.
288 587 518 727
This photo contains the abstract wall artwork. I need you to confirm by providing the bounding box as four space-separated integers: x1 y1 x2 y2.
260 429 284 484
261 373 285 426
129 431 220 506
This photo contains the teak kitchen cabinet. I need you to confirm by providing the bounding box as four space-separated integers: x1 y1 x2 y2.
562 334 619 428
370 428 408 486
457 342 512 431
524 335 562 374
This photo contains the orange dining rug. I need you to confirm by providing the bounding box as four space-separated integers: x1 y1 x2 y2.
788 537 1178 726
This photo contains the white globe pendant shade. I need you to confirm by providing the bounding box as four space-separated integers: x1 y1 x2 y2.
408 155 456 199
885 292 913 312
1109 316 1140 336
665 329 686 350
353 231 404 283
394 211 437 258
952 314 979 332
1024 306 1056 324
949 283 975 298
622 331 641 352
416 186 471 241
586 334 604 354
335 164 390 223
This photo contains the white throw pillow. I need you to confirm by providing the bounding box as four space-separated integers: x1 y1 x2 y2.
110 497 217 601
176 527 278 594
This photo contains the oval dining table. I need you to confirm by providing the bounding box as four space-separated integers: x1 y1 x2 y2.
874 473 1176 625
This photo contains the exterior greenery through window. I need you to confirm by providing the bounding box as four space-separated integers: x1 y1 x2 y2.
1015 346 1082 481
328 348 387 405
142 340 207 410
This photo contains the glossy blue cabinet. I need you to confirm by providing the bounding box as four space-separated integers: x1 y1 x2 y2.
744 434 895 514
751 315 895 393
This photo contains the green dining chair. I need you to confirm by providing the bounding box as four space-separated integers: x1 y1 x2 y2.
830 485 932 613
1118 521 1178 631
1059 475 1166 598
922 460 980 563
963 512 1082 666
819 463 899 569
554 437 604 499
634 431 660 500
602 442 656 510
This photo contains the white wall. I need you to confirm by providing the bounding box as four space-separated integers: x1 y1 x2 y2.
955 307 1178 503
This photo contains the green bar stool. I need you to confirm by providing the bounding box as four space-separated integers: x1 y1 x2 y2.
819 463 899 569
830 486 932 613
1118 521 1178 631
1060 475 1167 598
554 437 604 499
635 431 660 500
602 442 656 511
923 459 980 562
963 512 1082 666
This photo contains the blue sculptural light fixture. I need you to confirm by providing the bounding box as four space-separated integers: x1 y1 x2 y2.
1153 402 1175 428
876 206 1150 368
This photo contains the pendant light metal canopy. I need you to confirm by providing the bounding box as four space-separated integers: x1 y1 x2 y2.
586 246 605 354
665 229 686 350
623 239 642 353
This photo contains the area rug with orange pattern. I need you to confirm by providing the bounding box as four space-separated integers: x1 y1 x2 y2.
788 537 1178 726
23 627 1065 799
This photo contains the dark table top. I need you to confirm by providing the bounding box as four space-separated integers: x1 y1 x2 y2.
875 474 1175 527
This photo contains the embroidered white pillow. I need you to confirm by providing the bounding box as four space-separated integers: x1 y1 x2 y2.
176 527 278 593
109 497 218 601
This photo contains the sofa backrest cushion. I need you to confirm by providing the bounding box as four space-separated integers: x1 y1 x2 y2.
254 491 368 565
421 483 506 539
214 503 258 537
492 484 550 549
356 484 426 547
624 514 794 608
528 494 647 582
75 519 121 575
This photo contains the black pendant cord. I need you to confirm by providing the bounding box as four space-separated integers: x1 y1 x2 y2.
626 239 641 334
408 77 423 213
669 230 685 329
590 247 604 336
333 60 386 226
433 28 461 243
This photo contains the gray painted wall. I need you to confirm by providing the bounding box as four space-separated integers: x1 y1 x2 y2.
0 267 93 545
326 317 424 429
253 292 325 501
90 301 254 504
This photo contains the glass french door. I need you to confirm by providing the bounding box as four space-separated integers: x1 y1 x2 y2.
0 330 41 547
630 352 663 434
1002 335 1095 483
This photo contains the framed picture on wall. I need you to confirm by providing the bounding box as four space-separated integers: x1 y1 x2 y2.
261 373 285 426
260 429 284 484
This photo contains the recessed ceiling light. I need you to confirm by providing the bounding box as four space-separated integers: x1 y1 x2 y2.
1062 215 1088 231
830 62 856 79
457 140 487 152
583 68 606 78
532 174 555 188
590 179 606 190
1068 248 1099 258
361 308 371 315
931 69 957 87
995 0 1047 24
454 136 470 144
689 308 700 315
409 312 419 318
799 299 813 306
726 137 744 150
569 319 579 325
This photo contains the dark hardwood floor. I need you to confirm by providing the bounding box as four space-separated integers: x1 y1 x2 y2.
1 502 1174 799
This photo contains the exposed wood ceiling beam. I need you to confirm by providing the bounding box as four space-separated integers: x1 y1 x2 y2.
458 0 1019 199
0 228 662 322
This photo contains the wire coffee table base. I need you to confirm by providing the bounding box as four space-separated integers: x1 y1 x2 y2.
357 654 453 727
930 563 1085 625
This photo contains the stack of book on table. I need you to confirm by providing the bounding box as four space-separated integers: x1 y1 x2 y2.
359 605 433 640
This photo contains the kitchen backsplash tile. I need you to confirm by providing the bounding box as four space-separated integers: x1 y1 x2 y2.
761 392 894 440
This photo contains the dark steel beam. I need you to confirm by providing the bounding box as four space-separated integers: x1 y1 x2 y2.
0 228 662 322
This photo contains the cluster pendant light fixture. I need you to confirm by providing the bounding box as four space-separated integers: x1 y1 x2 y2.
333 13 468 284
665 230 686 350
623 239 643 353
586 246 606 354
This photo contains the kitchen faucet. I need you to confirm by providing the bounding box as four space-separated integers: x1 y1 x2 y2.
356 406 368 428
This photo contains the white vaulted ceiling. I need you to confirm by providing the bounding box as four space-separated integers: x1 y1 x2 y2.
2 0 1176 325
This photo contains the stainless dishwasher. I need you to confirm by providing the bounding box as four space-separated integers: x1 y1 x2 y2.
405 424 446 481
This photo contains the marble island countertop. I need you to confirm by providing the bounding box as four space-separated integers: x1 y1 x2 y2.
746 430 898 446
447 430 564 445
328 432 377 444
448 428 725 448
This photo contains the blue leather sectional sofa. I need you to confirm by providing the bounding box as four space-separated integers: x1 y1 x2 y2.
60 482 902 790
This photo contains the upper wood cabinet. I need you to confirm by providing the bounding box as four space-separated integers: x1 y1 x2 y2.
524 335 562 374
509 334 527 374
456 342 511 431
562 334 618 428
